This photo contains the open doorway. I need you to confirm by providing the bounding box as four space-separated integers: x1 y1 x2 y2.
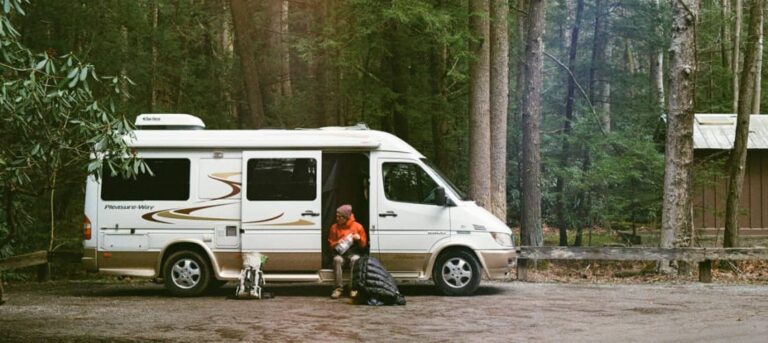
321 152 370 268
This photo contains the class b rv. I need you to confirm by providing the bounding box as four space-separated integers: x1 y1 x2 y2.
82 113 516 296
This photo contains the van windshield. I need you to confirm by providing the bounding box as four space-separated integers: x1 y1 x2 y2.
421 158 470 201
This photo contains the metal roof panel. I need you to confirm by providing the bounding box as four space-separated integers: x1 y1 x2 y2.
694 114 768 150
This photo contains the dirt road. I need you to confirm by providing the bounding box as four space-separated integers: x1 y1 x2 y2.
1 280 767 342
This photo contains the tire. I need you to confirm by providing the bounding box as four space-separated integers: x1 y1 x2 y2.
163 250 212 297
432 250 481 296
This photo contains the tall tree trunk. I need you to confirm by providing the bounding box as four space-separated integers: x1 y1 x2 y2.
520 0 546 247
431 41 450 172
387 21 409 140
150 0 159 112
265 0 282 101
590 0 612 133
219 0 236 125
469 0 491 209
280 0 292 97
230 0 265 127
625 40 638 74
721 0 731 73
556 0 584 247
512 0 528 220
650 0 665 116
490 0 509 221
311 0 328 127
515 0 528 107
720 0 732 104
660 0 699 272
733 0 742 112
725 0 763 248
752 7 763 114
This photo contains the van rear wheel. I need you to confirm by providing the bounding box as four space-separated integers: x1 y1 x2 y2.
164 250 211 297
433 250 481 296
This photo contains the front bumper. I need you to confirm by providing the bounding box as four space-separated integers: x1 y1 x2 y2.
478 249 517 280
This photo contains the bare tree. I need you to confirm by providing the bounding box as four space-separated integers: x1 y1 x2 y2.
469 0 492 209
520 0 546 247
490 0 509 221
725 0 764 248
230 0 265 127
660 0 699 273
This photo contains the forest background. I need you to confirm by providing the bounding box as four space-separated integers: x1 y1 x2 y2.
0 0 761 266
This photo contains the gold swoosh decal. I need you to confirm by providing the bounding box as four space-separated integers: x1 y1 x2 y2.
156 211 240 221
142 209 172 224
144 203 239 222
175 202 236 215
254 219 315 226
209 172 242 200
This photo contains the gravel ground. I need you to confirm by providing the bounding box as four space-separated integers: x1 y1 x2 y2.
1 280 767 342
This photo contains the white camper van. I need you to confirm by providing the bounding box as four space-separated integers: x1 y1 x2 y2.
82 114 516 296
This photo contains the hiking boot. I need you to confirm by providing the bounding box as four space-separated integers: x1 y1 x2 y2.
330 287 343 299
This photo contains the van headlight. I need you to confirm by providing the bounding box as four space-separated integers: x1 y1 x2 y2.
490 232 514 247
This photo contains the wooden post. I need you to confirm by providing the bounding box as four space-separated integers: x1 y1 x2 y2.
698 259 712 283
517 258 529 281
37 263 50 282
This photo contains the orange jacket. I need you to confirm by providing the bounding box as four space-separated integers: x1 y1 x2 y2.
328 214 368 250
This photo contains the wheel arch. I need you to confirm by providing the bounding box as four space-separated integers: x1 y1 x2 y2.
156 240 221 279
426 243 489 280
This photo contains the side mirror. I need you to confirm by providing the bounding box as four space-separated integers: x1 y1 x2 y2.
435 187 447 206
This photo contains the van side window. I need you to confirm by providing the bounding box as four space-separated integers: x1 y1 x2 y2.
101 159 190 201
382 162 439 205
246 158 317 201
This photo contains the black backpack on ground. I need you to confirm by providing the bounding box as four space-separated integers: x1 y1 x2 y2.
351 256 406 306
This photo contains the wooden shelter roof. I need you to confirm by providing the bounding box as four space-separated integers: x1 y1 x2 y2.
693 114 768 150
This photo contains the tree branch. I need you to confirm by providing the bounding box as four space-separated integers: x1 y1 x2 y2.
677 0 695 20
543 51 607 137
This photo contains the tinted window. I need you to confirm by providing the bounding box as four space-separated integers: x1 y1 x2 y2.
101 159 190 201
247 158 317 201
383 162 439 205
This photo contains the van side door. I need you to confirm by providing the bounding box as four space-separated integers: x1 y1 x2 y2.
241 151 322 272
374 158 451 276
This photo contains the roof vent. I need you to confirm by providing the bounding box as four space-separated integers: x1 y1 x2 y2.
135 113 205 130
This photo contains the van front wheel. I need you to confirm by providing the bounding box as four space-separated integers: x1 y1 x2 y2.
164 250 211 297
433 250 481 296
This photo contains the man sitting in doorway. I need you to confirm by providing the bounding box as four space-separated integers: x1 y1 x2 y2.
328 204 368 299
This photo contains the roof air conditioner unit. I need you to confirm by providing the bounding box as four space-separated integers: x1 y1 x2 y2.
135 113 206 130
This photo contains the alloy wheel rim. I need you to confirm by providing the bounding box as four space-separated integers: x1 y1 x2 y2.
171 259 201 289
441 257 472 289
